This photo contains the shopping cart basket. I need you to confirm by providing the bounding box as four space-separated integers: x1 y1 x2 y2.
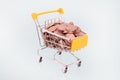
31 8 88 73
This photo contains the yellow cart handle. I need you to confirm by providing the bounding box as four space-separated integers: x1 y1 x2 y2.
32 8 64 20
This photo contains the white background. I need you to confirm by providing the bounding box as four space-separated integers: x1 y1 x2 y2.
0 0 120 80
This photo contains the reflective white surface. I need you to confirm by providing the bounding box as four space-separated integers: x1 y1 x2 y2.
0 0 120 80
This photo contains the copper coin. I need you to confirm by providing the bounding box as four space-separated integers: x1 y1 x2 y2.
65 33 75 39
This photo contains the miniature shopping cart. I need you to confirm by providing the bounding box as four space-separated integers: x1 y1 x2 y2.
31 8 88 73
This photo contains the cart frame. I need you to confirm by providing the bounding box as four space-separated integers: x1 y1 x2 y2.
31 8 86 73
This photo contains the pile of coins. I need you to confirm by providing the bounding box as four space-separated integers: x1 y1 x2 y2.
43 22 85 51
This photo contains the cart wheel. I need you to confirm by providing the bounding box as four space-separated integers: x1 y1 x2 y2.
39 57 42 63
77 61 81 67
58 52 62 55
64 66 68 73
